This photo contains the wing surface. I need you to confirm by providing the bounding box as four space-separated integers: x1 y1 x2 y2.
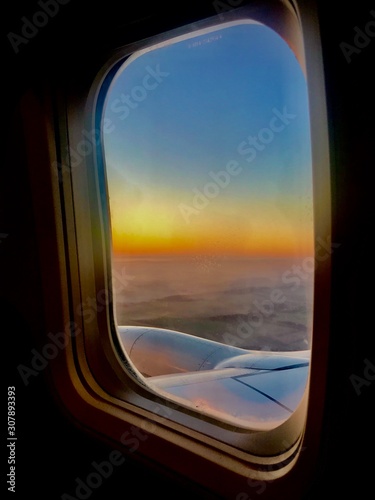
118 326 310 429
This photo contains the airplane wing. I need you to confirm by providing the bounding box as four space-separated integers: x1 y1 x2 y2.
117 326 310 430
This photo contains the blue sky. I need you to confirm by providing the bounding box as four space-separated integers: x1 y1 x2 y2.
103 21 313 256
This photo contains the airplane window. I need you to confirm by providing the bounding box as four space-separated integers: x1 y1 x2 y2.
102 20 313 430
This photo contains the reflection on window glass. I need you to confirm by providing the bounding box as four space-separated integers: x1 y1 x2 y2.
102 21 313 429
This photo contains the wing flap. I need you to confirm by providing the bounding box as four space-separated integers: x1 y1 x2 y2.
149 365 308 430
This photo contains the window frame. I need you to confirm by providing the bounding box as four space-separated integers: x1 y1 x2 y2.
33 0 331 496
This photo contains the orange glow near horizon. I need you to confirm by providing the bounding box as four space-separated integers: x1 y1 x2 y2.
111 225 314 258
109 190 314 258
104 21 315 263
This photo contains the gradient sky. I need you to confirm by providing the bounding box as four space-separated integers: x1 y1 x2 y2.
103 21 313 257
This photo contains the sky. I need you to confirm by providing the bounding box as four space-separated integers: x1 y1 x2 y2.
102 21 314 258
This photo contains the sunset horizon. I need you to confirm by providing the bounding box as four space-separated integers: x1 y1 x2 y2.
104 23 313 265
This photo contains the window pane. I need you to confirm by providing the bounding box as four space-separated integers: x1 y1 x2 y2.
102 21 313 429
